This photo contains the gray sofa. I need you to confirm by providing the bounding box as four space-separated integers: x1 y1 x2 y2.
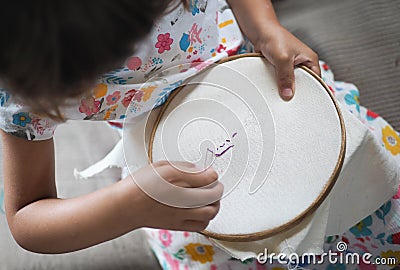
0 1 398 269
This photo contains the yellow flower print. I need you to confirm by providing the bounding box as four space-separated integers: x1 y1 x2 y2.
103 104 118 120
380 250 400 268
93 83 108 99
141 86 157 102
184 243 214 264
382 125 400 155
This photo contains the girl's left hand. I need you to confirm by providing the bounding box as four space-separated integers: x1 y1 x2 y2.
254 24 320 101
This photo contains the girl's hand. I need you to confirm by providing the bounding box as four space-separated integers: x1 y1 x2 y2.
123 161 223 232
255 24 320 101
227 0 321 101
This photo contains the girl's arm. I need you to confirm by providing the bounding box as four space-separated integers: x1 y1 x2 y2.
1 131 222 254
227 0 320 100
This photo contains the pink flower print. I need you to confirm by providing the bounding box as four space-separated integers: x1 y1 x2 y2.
126 56 142 70
79 96 101 116
184 232 190 238
158 230 172 247
393 185 400 199
122 89 138 108
155 33 173 54
106 91 121 105
190 58 213 71
133 91 143 102
163 251 180 270
217 44 227 53
188 23 202 44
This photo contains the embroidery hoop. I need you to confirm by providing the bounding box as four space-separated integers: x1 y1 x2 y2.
147 53 346 242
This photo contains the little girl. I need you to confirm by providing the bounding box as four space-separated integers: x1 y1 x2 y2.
0 0 399 269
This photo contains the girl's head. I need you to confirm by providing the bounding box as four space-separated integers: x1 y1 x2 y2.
0 0 185 118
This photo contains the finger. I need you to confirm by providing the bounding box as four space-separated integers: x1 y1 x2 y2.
182 182 223 206
163 163 219 188
184 202 221 222
274 57 295 101
294 52 321 77
182 220 210 232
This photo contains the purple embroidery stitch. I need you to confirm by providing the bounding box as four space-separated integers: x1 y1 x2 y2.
215 145 234 157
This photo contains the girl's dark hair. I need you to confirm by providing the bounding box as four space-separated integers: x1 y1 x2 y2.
0 0 185 119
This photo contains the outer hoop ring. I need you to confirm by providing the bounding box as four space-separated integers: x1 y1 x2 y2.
147 53 346 242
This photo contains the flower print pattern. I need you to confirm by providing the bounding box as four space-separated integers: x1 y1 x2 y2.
12 112 32 127
159 230 172 248
322 63 331 71
184 243 215 264
106 91 121 105
366 109 379 121
381 125 400 155
163 251 180 270
93 83 108 99
188 23 202 44
375 201 391 225
179 33 190 52
141 86 157 102
350 216 373 237
155 33 174 54
154 81 183 107
126 56 142 71
132 91 144 102
344 89 360 112
122 89 138 108
380 250 400 268
189 0 207 16
79 97 101 116
390 232 400 244
0 90 10 106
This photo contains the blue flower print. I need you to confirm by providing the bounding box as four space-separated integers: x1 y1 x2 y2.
344 90 360 112
155 80 183 107
179 33 190 52
12 112 32 127
349 215 373 237
375 201 391 225
0 90 10 106
189 0 200 15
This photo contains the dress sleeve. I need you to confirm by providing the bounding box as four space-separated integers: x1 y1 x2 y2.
0 89 58 141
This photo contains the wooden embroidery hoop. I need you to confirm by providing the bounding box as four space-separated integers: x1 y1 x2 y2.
147 53 346 242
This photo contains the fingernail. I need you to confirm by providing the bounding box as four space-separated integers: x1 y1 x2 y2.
282 88 293 99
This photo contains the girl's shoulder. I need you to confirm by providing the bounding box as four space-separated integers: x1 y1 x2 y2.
0 89 57 141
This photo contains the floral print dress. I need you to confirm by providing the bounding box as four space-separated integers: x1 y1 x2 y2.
0 1 399 270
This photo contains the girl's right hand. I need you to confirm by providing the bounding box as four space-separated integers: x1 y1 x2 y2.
122 161 223 232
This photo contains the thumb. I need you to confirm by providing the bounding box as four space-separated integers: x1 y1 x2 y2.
274 59 295 101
